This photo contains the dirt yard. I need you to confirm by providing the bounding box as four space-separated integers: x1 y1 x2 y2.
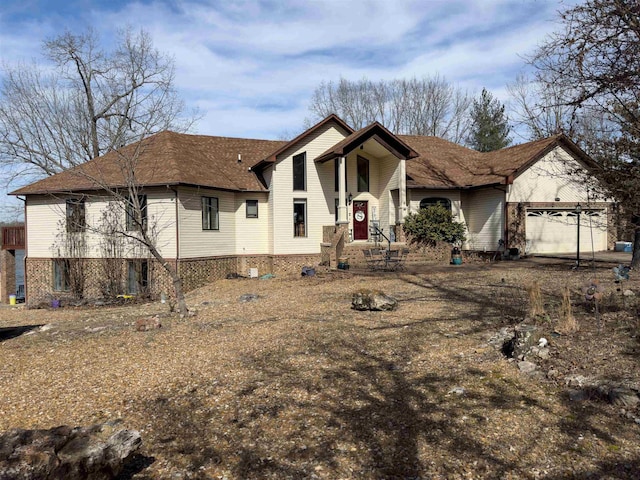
1 257 639 479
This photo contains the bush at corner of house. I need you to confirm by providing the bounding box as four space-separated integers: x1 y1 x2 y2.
402 205 466 246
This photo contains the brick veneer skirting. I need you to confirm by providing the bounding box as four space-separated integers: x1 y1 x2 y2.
24 253 325 306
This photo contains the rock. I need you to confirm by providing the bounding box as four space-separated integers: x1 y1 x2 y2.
546 369 559 380
568 389 589 402
239 293 259 303
536 347 550 360
0 423 141 480
351 290 398 311
518 361 537 373
623 289 635 297
448 386 466 395
565 374 589 388
135 316 161 332
608 387 640 408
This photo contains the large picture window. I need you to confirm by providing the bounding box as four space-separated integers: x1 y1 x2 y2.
293 199 307 237
293 152 306 191
357 156 369 192
66 198 86 233
126 195 147 231
419 197 452 212
202 196 219 230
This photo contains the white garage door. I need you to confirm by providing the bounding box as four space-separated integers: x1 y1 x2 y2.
526 209 607 254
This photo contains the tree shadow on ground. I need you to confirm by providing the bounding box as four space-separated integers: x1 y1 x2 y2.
138 328 555 479
0 324 43 342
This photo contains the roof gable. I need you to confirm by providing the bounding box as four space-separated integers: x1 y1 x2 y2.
256 114 354 167
315 122 419 163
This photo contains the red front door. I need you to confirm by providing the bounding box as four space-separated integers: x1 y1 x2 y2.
353 201 368 240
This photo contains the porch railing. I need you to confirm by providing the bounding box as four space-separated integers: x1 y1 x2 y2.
1 226 25 250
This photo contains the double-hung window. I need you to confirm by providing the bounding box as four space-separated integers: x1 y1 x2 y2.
127 260 149 294
126 195 147 231
202 196 219 230
293 199 307 237
66 198 86 233
246 200 258 218
53 259 70 292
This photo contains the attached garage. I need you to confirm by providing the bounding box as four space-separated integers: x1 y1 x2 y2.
526 209 608 254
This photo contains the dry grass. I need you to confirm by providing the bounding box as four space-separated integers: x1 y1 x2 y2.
1 258 639 479
526 280 545 318
557 285 579 334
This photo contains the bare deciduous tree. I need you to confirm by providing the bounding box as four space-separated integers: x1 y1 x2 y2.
529 0 640 267
0 27 196 179
307 76 472 143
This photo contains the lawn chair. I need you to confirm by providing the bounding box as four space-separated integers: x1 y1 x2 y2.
363 248 384 271
385 249 401 271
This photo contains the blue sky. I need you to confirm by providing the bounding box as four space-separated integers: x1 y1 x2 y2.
0 0 577 218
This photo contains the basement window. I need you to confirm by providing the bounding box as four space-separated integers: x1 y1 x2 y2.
127 260 149 295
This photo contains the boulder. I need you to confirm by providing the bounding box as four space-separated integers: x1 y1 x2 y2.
352 290 398 311
0 423 141 480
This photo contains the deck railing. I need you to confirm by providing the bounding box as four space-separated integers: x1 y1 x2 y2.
1 226 25 250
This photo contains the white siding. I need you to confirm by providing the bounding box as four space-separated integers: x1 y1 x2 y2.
508 147 594 203
26 188 177 259
463 188 505 251
178 186 235 258
270 124 348 255
235 192 269 255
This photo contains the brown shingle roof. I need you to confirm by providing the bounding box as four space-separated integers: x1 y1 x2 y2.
11 131 288 195
401 134 585 188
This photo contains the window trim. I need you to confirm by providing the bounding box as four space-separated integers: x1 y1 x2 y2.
293 152 306 191
246 199 259 218
293 198 307 238
202 196 219 230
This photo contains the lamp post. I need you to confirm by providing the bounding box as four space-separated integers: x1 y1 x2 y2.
575 203 582 268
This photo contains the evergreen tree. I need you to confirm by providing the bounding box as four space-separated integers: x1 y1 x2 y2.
467 88 511 152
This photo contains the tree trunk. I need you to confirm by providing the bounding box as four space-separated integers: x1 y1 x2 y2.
632 224 640 269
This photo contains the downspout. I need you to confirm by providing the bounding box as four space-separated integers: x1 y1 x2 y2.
170 187 179 278
503 175 514 249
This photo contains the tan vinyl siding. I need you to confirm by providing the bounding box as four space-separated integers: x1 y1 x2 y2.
508 147 593 203
463 188 505 251
271 124 347 255
26 189 177 259
376 154 401 234
235 192 269 255
178 186 235 258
